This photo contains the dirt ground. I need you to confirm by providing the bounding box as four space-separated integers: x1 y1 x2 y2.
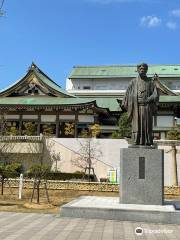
0 187 119 214
0 187 179 214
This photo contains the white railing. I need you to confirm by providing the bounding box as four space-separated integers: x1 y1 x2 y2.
0 134 43 142
154 139 180 146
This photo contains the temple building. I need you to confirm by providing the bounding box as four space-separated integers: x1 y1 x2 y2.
0 63 180 139
0 63 120 138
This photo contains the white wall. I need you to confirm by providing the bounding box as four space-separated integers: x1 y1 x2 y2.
49 138 128 180
78 115 94 123
47 138 180 186
157 116 174 127
67 78 131 91
158 145 180 186
66 78 73 91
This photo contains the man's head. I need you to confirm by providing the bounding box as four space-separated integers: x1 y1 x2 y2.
137 63 148 79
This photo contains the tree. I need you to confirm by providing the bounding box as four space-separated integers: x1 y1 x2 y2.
23 122 37 136
90 124 101 138
167 126 180 140
72 124 102 181
71 138 102 182
0 162 22 195
27 163 50 204
0 112 23 194
64 123 75 136
79 124 101 138
42 124 54 136
26 137 61 203
111 112 131 139
6 126 18 136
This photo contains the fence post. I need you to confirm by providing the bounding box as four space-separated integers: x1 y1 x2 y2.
19 173 23 199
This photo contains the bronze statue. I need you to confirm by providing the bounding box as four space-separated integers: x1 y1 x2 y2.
121 63 159 146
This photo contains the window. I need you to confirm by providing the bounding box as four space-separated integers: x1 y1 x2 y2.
34 89 39 94
83 86 91 90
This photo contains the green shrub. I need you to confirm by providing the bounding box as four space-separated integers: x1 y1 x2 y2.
167 128 180 140
5 163 23 178
26 164 50 179
25 171 95 181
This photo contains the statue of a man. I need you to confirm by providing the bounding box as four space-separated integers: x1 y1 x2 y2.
121 63 159 146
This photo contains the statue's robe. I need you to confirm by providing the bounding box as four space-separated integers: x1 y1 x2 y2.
122 76 159 145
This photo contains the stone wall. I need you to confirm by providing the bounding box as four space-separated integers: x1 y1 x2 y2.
4 179 180 195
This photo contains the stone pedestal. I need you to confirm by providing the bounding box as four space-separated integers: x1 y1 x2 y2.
120 148 164 205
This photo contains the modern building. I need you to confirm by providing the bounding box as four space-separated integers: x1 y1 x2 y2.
66 64 180 97
67 64 180 139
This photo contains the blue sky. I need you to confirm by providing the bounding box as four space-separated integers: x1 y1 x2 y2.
0 0 180 89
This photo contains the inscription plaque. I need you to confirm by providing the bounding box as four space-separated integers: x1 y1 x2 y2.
139 157 145 179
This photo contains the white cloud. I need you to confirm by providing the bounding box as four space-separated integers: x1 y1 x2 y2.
166 21 177 30
140 16 162 28
171 9 180 17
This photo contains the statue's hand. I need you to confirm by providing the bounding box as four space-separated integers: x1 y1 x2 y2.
152 73 159 81
121 104 127 112
145 97 152 104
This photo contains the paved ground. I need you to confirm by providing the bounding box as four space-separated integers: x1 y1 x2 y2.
0 212 180 240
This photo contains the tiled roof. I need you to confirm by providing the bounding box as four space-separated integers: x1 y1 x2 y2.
70 64 180 78
0 63 74 97
159 95 180 102
0 97 93 105
0 96 120 112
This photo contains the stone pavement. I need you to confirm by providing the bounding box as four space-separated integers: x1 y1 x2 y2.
0 211 179 240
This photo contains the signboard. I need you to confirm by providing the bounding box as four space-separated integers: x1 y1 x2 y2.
108 169 117 183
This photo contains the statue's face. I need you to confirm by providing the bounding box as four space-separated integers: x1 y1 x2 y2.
137 66 147 78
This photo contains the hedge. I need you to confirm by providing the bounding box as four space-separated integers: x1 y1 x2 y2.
25 171 95 181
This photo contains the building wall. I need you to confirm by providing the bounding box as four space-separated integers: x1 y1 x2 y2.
47 138 180 186
156 115 174 127
66 78 131 91
66 77 180 93
48 138 128 180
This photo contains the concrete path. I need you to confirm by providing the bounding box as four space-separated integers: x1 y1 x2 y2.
0 211 179 240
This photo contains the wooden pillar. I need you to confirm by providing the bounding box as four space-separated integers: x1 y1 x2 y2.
172 145 178 186
19 114 23 135
37 114 41 135
74 111 78 138
56 114 59 138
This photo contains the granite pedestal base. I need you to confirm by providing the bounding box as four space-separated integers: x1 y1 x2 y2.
60 196 180 224
120 148 164 205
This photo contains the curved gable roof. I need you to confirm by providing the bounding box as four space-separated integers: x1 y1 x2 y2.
0 63 75 98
